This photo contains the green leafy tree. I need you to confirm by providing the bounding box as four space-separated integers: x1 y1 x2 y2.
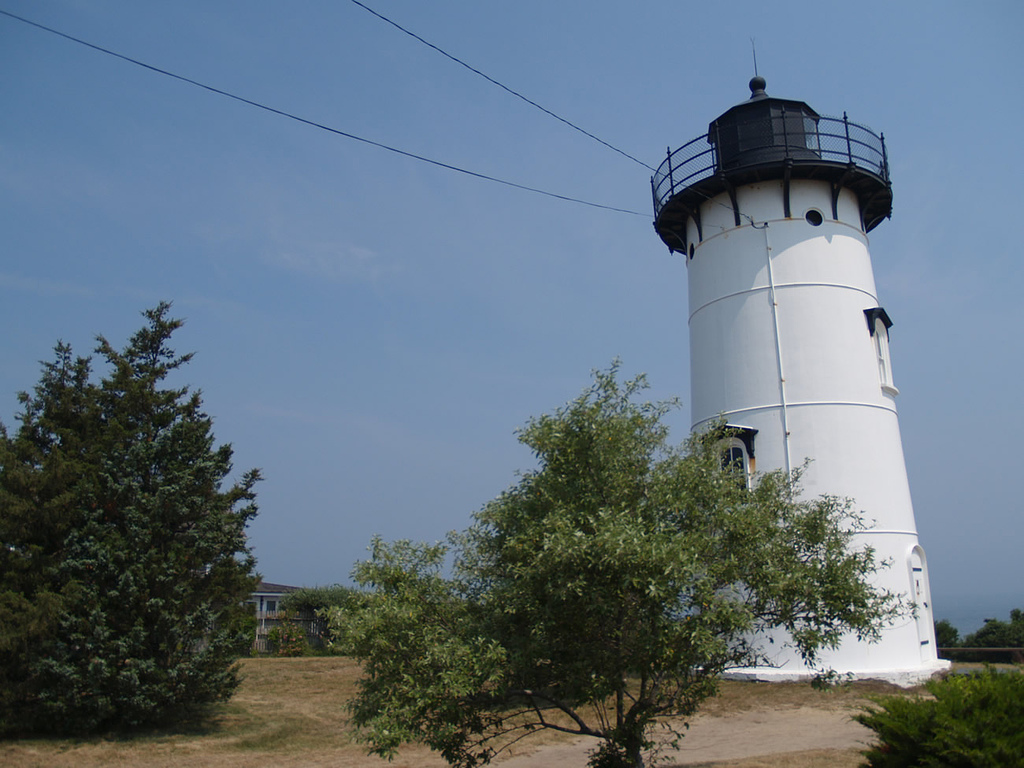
0 303 260 735
341 364 895 768
280 584 366 616
283 585 368 651
934 618 961 648
962 608 1024 649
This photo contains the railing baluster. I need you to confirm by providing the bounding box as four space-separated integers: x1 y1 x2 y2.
880 132 888 181
843 112 852 164
667 146 674 197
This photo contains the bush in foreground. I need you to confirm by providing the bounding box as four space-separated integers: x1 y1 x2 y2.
856 669 1024 767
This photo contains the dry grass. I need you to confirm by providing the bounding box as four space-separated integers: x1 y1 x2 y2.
0 657 446 768
702 676 913 715
0 656 906 768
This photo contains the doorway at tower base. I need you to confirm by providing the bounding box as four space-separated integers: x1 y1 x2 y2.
723 658 951 688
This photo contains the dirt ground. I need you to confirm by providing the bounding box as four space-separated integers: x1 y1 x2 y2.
497 705 871 767
3 706 869 768
1 658 885 768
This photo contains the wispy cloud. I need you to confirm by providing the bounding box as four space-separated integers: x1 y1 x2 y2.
0 272 97 298
263 241 400 283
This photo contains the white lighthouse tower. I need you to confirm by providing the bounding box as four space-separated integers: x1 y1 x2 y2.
652 78 949 684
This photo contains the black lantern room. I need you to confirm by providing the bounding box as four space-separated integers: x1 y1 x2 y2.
651 78 893 254
709 76 822 170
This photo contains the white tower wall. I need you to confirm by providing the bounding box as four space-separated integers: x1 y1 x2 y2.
685 179 947 684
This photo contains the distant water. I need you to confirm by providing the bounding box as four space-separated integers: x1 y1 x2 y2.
932 593 1021 636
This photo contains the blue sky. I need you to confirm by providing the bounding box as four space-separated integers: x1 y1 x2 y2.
2 1 1021 632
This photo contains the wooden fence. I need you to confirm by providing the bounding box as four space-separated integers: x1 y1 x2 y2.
253 613 329 654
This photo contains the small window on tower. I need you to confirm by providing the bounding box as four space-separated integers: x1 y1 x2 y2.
720 439 749 487
865 308 899 395
722 442 746 470
720 425 757 487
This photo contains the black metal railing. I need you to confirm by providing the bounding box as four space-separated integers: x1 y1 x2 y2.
652 113 889 219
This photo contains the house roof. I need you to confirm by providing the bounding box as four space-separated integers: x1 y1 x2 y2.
252 581 301 595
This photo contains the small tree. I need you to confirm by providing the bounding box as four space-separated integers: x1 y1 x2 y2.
284 585 368 650
962 609 1024 649
281 584 365 616
934 618 961 648
0 304 260 734
342 364 894 768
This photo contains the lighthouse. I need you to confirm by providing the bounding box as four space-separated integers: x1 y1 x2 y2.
652 77 949 684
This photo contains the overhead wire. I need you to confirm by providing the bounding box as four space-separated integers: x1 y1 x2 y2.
347 0 656 172
346 1 749 231
0 9 648 217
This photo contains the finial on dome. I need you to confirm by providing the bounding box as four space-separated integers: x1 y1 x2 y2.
749 76 767 99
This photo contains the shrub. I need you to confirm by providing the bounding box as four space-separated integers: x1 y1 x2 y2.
226 604 259 657
280 584 365 615
856 669 1024 767
267 613 310 657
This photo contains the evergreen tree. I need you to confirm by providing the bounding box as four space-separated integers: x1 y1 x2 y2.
0 304 259 734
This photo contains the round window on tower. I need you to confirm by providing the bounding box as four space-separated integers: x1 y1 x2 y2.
805 209 824 226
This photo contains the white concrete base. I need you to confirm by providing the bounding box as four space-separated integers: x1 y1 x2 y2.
723 658 952 688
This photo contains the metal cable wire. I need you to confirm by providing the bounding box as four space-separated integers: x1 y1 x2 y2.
348 0 656 172
0 9 647 217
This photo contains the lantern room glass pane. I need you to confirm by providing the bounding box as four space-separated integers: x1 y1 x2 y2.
804 116 821 152
771 106 807 148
